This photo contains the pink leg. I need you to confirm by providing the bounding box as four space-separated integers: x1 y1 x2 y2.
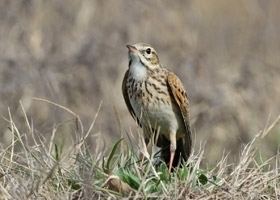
169 150 175 172
169 132 177 173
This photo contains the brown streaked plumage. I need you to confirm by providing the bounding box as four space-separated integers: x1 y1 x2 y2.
122 43 192 172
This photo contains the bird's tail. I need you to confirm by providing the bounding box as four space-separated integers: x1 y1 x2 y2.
180 124 192 162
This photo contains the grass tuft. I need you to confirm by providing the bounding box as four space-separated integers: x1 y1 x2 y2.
0 101 279 199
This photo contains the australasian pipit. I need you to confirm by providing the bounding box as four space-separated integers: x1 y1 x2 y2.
122 43 192 172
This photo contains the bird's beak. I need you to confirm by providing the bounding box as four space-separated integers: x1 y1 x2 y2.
126 44 137 52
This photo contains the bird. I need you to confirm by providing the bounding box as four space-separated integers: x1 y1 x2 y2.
122 43 192 172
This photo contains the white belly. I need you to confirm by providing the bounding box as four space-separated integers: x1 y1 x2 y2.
130 98 182 138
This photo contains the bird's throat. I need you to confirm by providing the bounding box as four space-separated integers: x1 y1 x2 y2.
129 61 147 81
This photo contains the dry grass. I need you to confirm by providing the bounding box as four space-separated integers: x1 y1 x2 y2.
0 101 279 199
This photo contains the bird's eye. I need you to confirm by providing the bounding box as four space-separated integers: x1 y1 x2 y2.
146 48 151 54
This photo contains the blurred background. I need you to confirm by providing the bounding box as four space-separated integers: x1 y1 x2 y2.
0 0 279 165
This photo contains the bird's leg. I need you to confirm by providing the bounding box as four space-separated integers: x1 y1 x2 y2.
169 132 177 173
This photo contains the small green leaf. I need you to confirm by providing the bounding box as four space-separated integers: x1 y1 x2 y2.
157 163 170 182
177 167 189 180
117 169 140 190
198 174 208 185
54 143 61 161
104 138 123 173
212 175 217 181
107 139 123 170
67 179 81 190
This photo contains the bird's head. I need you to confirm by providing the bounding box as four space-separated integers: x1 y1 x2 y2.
126 43 161 70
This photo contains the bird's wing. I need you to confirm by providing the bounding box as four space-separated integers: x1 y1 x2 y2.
167 72 192 158
122 70 142 127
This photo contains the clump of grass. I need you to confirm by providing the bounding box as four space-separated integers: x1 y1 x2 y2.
0 100 279 199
